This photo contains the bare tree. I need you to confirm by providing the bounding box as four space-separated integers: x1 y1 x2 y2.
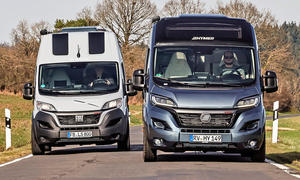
211 0 276 28
94 0 157 47
77 7 99 26
31 21 51 42
11 20 50 57
11 20 32 56
30 21 51 55
162 0 206 17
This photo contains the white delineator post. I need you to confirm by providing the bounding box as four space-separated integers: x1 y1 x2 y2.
5 108 11 150
272 101 279 143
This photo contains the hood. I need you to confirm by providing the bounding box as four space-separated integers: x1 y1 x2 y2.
151 85 260 109
35 93 120 112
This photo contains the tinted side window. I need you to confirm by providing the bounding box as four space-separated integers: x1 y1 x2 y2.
89 32 105 54
52 34 68 55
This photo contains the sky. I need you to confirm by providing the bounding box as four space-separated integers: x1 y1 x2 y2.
0 0 300 44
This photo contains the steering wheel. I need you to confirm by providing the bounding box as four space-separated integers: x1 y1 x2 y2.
220 68 242 77
220 67 243 80
91 79 111 88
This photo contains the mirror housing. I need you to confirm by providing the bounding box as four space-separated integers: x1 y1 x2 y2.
132 69 145 91
125 79 137 96
23 83 33 100
263 71 278 93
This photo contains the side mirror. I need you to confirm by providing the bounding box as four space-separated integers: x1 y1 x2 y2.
263 71 278 93
23 83 33 100
125 79 137 96
132 69 145 91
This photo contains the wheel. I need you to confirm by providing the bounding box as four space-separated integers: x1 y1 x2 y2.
143 127 157 162
251 136 266 162
117 124 130 151
31 127 45 155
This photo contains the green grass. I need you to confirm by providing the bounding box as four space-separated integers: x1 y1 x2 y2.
0 94 32 152
266 110 299 117
129 105 143 126
0 94 32 163
266 116 300 171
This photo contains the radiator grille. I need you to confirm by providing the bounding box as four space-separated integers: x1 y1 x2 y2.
57 113 101 125
176 110 236 128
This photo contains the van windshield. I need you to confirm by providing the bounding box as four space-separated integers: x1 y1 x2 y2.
153 46 256 87
39 62 119 95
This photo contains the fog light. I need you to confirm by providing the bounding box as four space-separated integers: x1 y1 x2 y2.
153 121 165 129
249 140 257 148
153 138 164 146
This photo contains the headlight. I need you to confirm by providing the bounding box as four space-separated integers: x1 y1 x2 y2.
151 94 177 107
36 101 56 112
102 98 122 110
235 96 260 109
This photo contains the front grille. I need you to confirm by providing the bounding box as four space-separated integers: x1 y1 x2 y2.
61 127 99 131
57 112 101 125
181 129 230 133
175 110 236 128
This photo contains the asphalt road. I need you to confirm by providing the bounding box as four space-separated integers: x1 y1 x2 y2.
0 125 298 180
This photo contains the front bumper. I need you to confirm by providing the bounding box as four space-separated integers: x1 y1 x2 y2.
145 104 265 152
32 108 128 146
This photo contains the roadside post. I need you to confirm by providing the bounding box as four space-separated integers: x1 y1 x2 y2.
5 108 11 150
272 101 279 143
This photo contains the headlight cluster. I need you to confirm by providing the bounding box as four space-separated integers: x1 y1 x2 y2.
151 94 177 107
235 96 260 109
102 98 122 110
36 101 56 112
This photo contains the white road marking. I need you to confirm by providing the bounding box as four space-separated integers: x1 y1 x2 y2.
0 154 33 168
266 159 300 179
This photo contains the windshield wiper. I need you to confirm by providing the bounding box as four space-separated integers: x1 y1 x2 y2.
40 88 113 95
154 77 253 88
39 88 69 95
189 81 254 87
79 89 112 94
155 77 205 87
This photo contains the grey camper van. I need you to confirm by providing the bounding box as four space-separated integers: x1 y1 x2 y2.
132 15 278 162
23 27 136 155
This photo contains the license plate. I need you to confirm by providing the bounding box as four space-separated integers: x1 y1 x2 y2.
67 131 92 138
190 135 222 143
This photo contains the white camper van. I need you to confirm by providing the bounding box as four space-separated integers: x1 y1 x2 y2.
23 27 136 155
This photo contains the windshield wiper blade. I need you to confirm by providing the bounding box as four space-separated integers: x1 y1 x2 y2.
210 82 241 87
79 89 112 94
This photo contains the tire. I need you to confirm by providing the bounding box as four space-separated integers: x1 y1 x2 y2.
143 127 157 162
31 127 45 155
117 124 130 151
251 136 266 162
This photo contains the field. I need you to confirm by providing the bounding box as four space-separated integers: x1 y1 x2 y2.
0 93 299 171
266 117 300 171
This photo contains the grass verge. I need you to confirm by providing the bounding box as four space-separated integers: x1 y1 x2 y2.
266 116 300 171
129 104 143 126
0 93 33 164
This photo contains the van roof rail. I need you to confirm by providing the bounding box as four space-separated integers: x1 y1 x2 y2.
61 26 107 32
179 14 228 19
